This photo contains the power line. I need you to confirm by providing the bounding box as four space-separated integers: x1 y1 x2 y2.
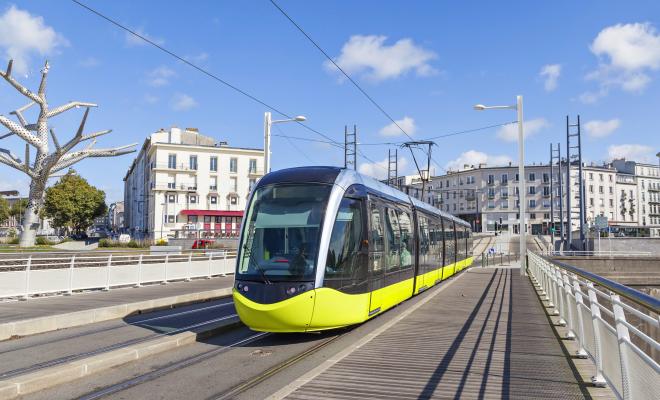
269 0 416 143
273 125 317 164
70 0 341 146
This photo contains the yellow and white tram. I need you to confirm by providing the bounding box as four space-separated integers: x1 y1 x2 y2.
233 167 473 332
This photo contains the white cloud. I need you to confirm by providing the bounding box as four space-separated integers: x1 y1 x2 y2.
496 118 549 142
444 150 512 171
584 22 660 99
125 28 164 47
539 64 561 91
607 144 654 162
327 35 437 82
79 56 99 68
147 66 175 87
186 52 209 63
143 94 158 104
379 116 416 137
358 157 408 181
0 5 68 75
171 93 197 111
584 119 621 138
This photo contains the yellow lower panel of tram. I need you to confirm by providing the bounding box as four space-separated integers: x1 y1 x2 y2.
233 289 315 333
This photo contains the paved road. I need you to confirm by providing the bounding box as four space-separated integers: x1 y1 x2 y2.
0 297 235 380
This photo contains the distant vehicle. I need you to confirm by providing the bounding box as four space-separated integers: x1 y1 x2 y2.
192 239 214 249
118 234 131 243
71 232 88 240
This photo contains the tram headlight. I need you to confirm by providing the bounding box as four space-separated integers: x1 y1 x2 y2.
286 286 297 295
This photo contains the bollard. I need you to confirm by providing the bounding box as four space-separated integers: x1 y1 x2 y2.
21 255 32 301
135 254 143 287
104 254 112 291
66 255 76 296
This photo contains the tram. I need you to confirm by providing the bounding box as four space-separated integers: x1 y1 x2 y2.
233 166 473 332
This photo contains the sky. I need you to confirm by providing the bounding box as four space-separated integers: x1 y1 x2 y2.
0 0 659 203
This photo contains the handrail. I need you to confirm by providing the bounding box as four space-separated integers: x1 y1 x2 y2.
538 253 660 314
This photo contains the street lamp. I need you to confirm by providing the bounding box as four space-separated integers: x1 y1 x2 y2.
263 112 307 173
473 95 527 276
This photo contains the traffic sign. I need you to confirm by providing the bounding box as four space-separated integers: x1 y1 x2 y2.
595 215 608 230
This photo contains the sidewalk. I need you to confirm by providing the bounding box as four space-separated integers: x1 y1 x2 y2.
0 276 234 340
274 265 607 399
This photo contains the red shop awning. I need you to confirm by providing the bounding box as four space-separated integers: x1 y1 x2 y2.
180 210 244 217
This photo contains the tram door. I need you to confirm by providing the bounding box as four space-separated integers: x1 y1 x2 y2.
368 201 385 316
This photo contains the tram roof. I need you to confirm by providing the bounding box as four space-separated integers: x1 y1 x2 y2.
256 166 470 229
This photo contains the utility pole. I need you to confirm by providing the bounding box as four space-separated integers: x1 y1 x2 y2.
401 140 433 203
344 125 357 170
557 145 564 247
387 148 398 188
566 115 585 250
550 143 563 250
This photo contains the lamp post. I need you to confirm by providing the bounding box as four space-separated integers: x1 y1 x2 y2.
473 95 527 276
263 112 307 174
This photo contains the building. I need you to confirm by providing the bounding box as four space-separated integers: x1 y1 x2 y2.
398 158 659 237
108 201 124 233
123 127 264 240
0 196 55 236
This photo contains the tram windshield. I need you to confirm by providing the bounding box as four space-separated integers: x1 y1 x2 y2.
237 184 332 282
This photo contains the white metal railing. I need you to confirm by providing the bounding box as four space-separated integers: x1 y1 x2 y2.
0 249 237 300
527 252 660 400
540 250 653 257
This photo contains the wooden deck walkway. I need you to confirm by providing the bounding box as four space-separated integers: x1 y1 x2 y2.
282 267 610 399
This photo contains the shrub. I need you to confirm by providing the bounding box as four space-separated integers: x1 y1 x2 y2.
127 240 141 248
35 237 53 245
155 238 168 246
98 238 111 247
8 237 19 244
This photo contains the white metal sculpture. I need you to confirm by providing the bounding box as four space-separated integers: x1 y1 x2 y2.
0 60 136 247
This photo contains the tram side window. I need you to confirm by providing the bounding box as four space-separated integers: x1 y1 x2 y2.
325 198 367 293
467 229 473 256
397 210 413 270
384 207 401 273
428 220 438 270
418 215 430 273
436 217 445 268
443 218 455 265
369 203 385 273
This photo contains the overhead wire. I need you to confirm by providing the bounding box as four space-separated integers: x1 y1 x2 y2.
70 0 342 147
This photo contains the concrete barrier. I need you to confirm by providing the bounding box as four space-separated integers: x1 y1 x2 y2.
0 287 233 341
0 315 242 399
550 256 660 287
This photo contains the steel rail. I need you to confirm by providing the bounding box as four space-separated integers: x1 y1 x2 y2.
76 331 270 400
211 332 347 400
538 253 660 315
0 313 239 379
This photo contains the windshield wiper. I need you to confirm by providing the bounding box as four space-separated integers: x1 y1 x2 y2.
243 244 272 285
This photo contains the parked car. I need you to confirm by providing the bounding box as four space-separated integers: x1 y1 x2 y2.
192 239 214 249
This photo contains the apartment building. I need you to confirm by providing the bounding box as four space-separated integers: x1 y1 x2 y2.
399 158 658 237
123 127 264 240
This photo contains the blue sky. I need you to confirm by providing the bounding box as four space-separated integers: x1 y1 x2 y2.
0 0 659 202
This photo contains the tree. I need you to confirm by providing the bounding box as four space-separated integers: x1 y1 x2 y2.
0 60 136 246
43 171 107 233
9 198 27 226
0 197 9 225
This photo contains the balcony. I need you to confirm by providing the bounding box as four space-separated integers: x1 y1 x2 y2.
248 168 264 177
209 185 218 192
152 184 198 192
152 163 197 173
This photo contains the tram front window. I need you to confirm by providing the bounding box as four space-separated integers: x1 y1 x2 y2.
238 184 331 282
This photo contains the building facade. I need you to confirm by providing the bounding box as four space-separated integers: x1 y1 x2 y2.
108 201 124 233
399 158 659 237
123 127 264 240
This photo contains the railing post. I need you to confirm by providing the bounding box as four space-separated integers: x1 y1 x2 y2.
104 254 112 291
66 255 76 296
21 255 32 301
586 282 607 387
554 267 566 323
135 254 143 288
162 254 169 284
207 252 213 279
222 252 227 277
611 294 632 399
571 275 589 358
560 270 574 337
186 252 192 281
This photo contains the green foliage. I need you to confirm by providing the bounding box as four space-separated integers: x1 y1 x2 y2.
98 238 149 248
98 238 111 247
154 238 168 246
127 240 141 248
35 236 54 245
9 198 27 219
7 237 19 244
0 197 9 225
43 171 107 233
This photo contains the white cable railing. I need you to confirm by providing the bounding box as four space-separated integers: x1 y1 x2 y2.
540 250 653 257
0 249 237 300
527 252 659 400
